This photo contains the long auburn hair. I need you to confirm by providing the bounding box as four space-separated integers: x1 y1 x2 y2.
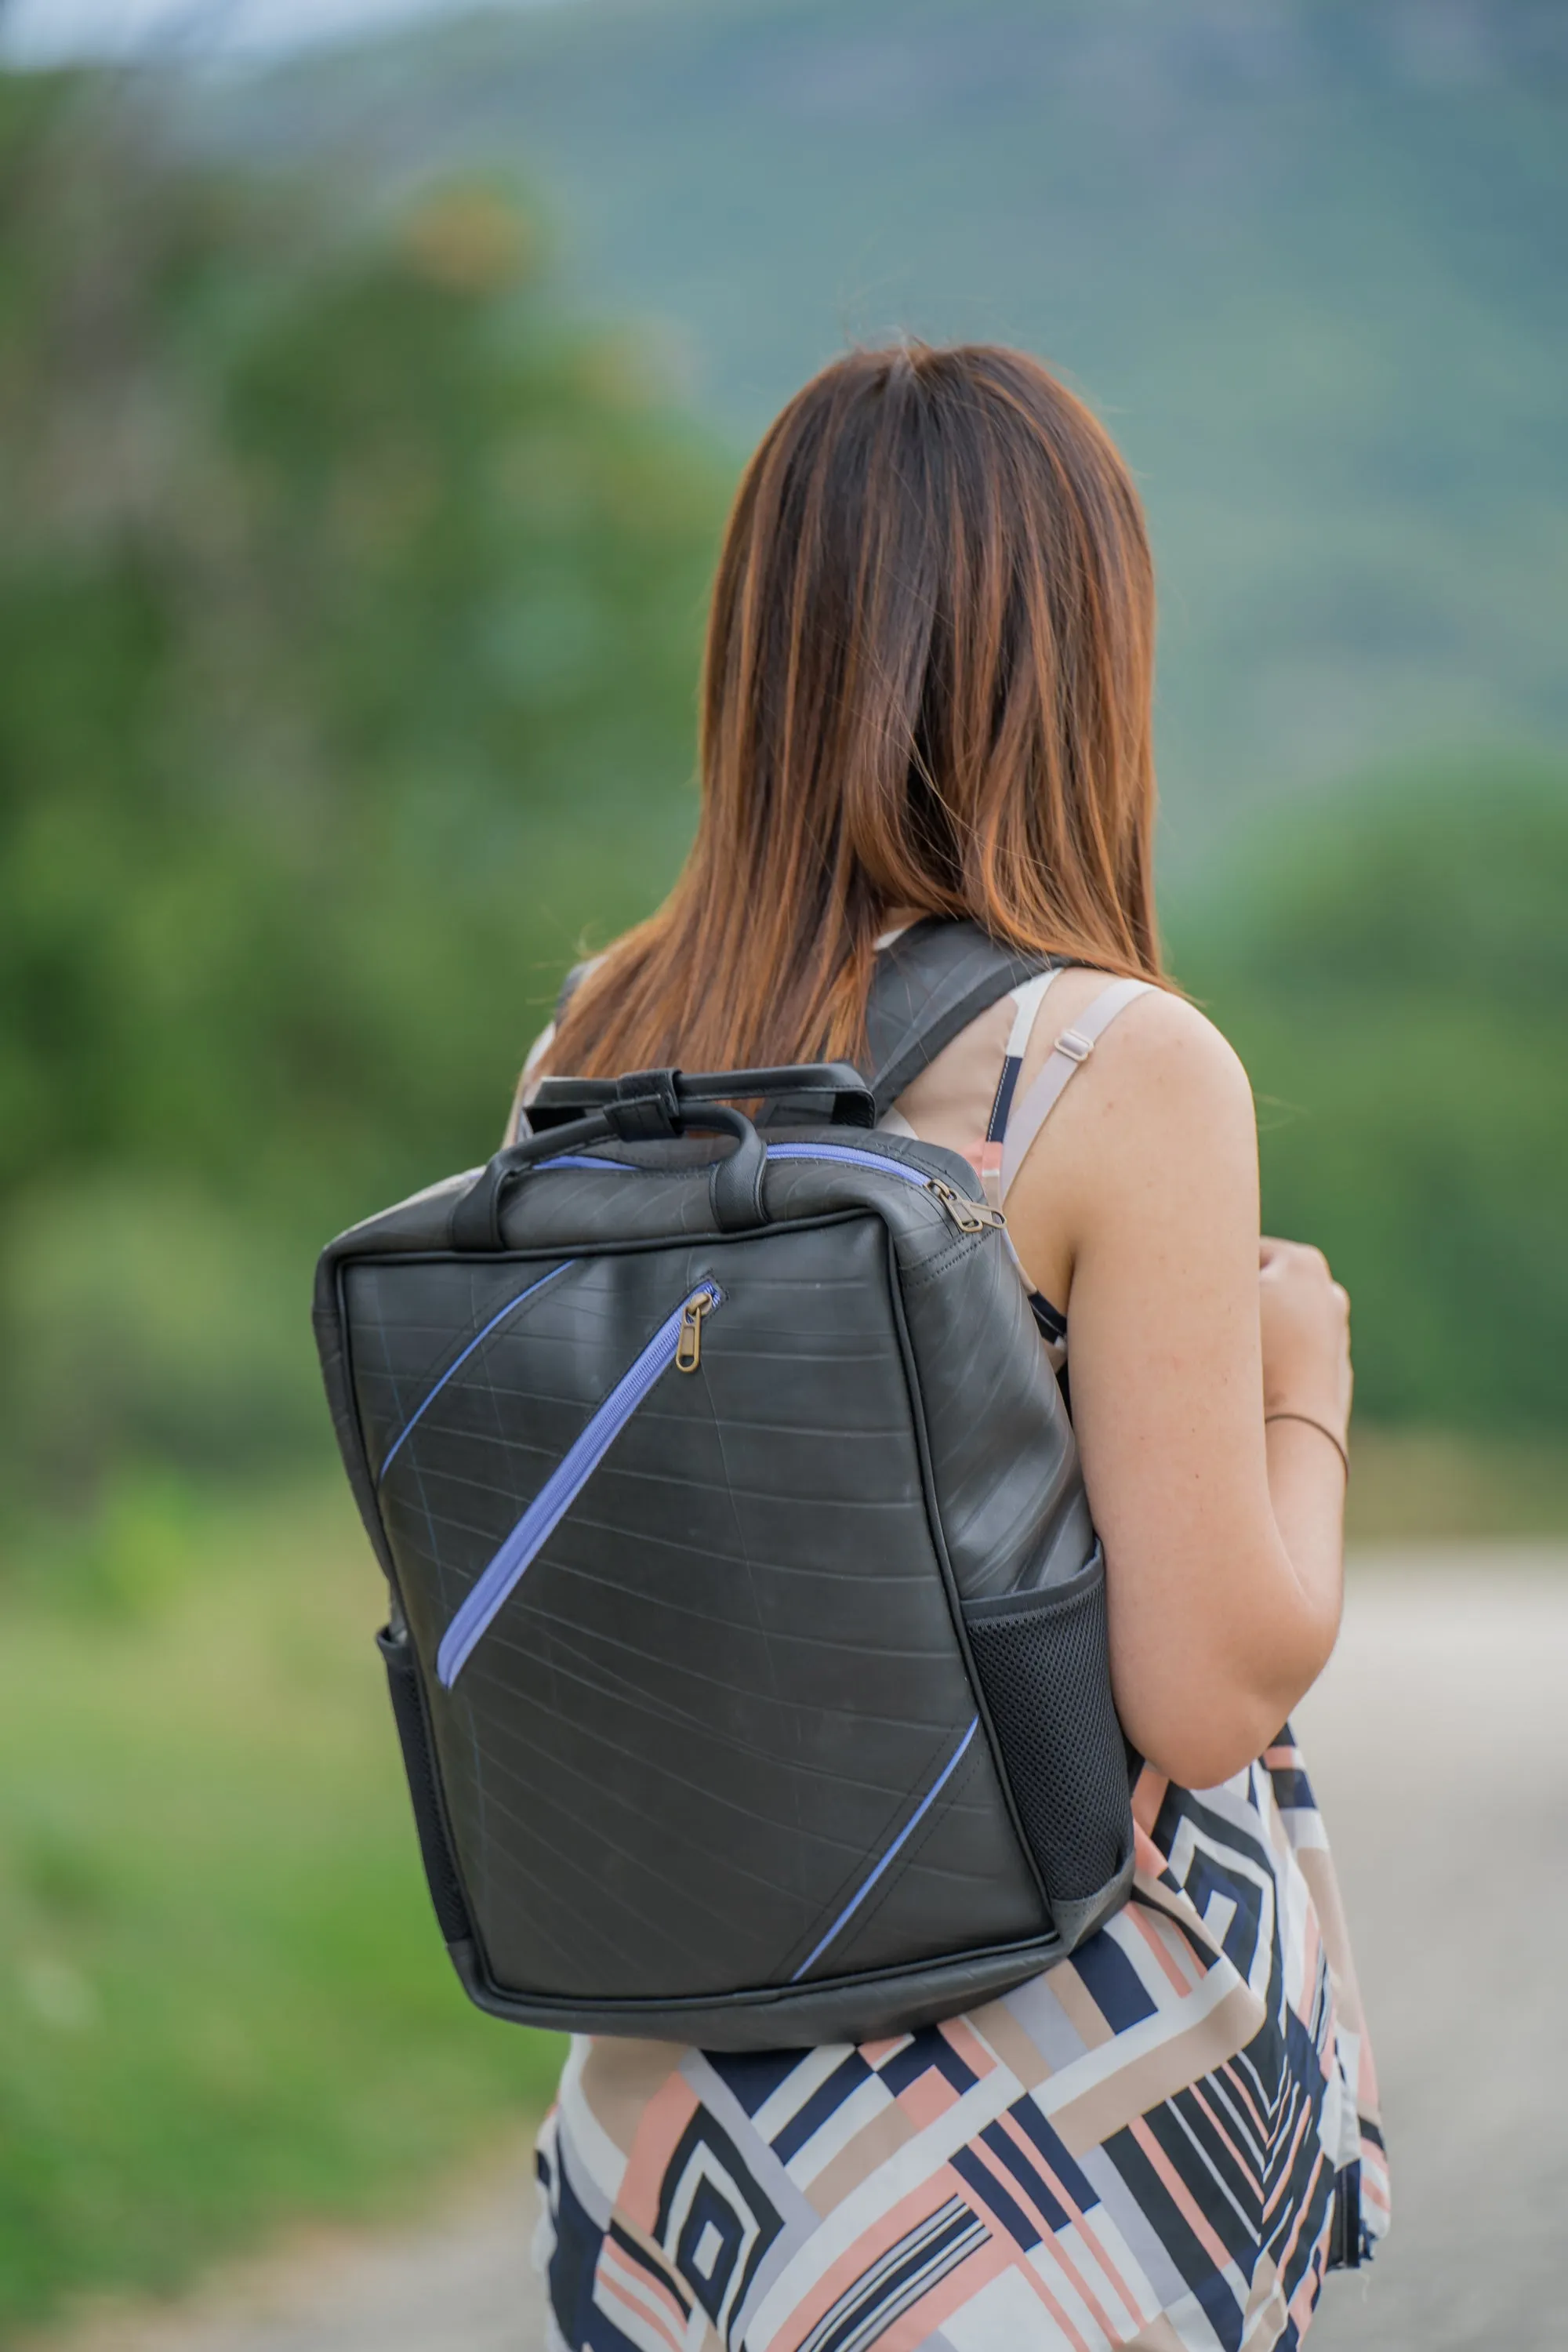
544 342 1164 1082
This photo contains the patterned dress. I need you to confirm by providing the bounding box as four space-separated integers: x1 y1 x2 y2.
527 975 1388 2351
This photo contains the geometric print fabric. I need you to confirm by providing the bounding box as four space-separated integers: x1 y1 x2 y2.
535 1736 1388 2352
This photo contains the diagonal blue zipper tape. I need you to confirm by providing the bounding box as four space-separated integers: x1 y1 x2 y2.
377 1261 574 1486
790 1718 980 1981
436 1282 722 1690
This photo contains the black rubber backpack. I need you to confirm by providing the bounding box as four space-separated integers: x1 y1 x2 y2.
314 920 1135 2048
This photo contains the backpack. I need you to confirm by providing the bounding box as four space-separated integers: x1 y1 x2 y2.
314 920 1135 2049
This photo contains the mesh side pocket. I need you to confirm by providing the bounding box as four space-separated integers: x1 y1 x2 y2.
963 1548 1132 1921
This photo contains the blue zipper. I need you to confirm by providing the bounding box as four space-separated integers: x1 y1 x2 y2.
541 1142 926 1186
765 1141 931 1185
536 1140 998 1231
377 1260 574 1486
767 1142 1001 1232
534 1152 633 1172
435 1280 724 1689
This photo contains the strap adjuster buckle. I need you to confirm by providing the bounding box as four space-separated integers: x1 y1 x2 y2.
605 1067 683 1139
1054 1028 1093 1065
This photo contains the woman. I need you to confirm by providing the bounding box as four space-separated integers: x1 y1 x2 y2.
521 344 1386 2349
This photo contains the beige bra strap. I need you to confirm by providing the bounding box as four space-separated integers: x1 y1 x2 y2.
975 967 1062 1205
999 977 1154 1198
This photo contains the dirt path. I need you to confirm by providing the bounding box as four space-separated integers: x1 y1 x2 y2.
33 1548 1568 2351
20 2154 549 2352
1294 1548 1568 2350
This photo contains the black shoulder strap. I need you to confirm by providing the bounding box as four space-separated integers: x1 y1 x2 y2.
862 920 1057 1117
551 924 1053 1118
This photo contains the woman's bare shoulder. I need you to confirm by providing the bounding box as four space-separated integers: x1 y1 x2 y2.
1091 985 1253 1129
1006 979 1256 1300
1022 972 1254 1152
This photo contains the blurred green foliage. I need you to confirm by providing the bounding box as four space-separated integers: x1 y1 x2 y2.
1174 758 1568 1431
0 1480 562 2333
0 69 725 1511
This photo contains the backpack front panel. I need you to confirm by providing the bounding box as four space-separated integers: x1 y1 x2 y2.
343 1212 1048 2004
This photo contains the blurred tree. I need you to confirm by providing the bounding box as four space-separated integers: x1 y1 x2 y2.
0 70 727 1497
1174 758 1568 1432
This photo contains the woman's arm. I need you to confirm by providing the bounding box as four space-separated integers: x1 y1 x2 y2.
1003 989 1351 1789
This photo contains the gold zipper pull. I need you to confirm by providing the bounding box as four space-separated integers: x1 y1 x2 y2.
676 1290 714 1373
927 1178 1007 1236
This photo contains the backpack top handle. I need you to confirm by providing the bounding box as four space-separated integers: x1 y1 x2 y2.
448 1062 873 1250
527 1061 876 1132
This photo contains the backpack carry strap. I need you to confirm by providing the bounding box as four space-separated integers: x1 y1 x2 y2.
999 976 1154 1198
862 919 1058 1118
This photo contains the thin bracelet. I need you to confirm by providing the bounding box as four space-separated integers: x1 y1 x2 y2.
1265 1411 1350 1480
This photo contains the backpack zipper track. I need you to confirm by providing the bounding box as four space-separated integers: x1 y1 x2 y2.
537 1141 1004 1234
435 1279 724 1689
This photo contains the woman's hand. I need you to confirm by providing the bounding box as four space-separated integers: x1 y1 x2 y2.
1258 1238 1352 1441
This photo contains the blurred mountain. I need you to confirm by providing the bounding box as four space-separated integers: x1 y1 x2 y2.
191 0 1568 856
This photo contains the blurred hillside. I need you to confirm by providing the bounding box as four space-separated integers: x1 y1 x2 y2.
199 0 1568 848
